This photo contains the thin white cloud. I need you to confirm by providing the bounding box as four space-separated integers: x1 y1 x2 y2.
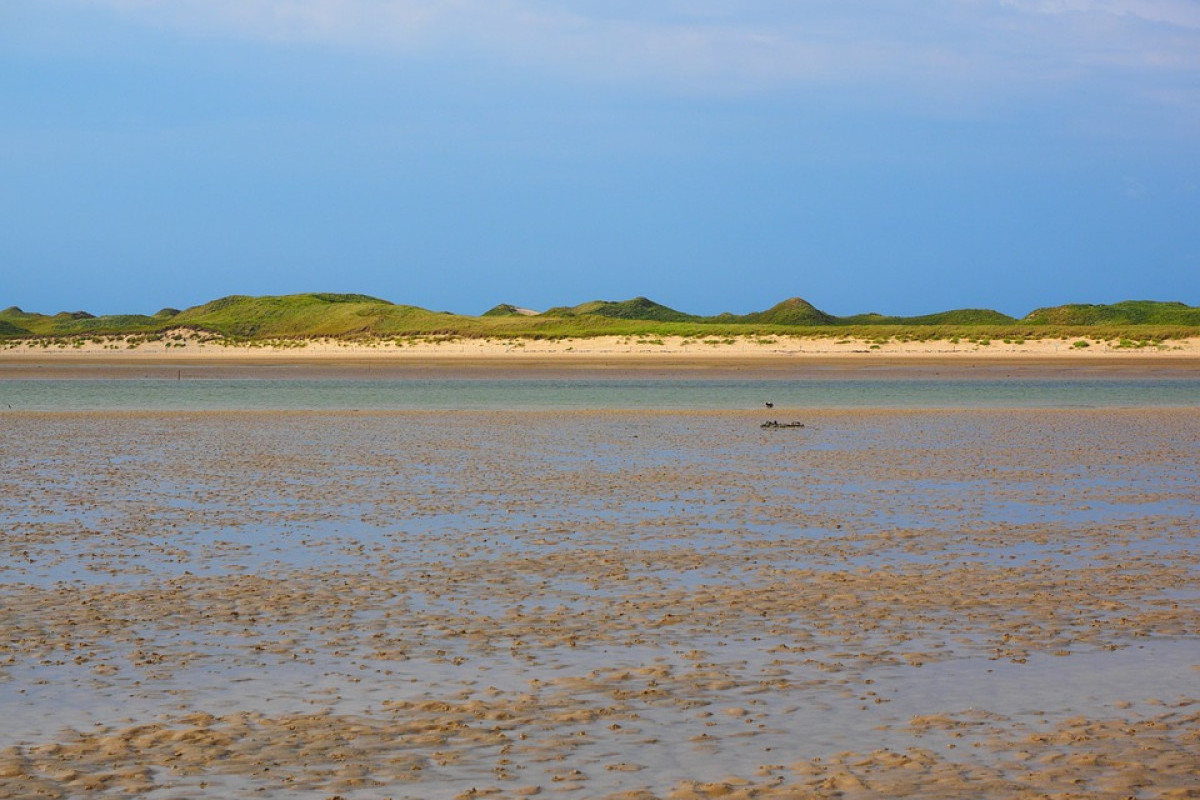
70 0 1200 95
997 0 1200 28
97 0 443 46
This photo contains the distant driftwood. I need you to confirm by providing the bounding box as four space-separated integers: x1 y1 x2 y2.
761 420 805 429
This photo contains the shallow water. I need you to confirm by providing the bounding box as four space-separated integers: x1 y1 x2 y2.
1 376 1198 410
1 408 1197 798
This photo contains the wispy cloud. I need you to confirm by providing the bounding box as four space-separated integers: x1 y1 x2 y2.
63 0 1200 102
997 0 1200 29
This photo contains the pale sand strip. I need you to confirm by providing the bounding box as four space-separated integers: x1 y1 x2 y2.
2 332 1199 363
2 334 1199 383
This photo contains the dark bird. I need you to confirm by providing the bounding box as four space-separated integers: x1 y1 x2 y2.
764 402 774 409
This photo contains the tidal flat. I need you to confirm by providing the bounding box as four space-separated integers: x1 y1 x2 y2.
0 408 1197 799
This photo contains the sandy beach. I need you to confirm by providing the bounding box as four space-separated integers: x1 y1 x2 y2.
3 332 1200 363
4 333 1200 384
1 408 1197 798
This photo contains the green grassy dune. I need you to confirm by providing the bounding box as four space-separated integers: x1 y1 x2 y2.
541 296 698 322
1 294 1197 343
0 319 30 337
1021 300 1200 326
738 297 839 326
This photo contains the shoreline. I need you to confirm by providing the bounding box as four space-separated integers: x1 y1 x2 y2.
2 334 1199 379
4 360 1199 381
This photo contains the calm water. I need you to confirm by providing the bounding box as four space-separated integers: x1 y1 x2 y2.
1 377 1197 410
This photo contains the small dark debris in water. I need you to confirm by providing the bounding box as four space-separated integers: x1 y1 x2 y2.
761 420 804 429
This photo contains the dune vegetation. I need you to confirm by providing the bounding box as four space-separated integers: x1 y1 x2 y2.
1 294 1198 344
1020 300 1200 326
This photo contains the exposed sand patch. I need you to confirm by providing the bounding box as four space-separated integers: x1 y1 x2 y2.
2 330 1199 364
1 409 1197 798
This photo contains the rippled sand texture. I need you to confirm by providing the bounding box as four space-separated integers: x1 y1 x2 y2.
1 409 1197 799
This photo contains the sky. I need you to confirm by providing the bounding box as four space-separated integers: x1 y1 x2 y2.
2 0 1199 318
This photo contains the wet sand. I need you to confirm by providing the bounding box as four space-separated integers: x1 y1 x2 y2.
4 356 1200 383
1 409 1197 798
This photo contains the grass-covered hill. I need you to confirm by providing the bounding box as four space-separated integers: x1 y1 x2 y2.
481 304 539 317
0 305 171 335
0 318 30 336
1022 300 1200 326
1 294 450 338
735 297 838 326
840 308 1018 326
542 297 698 322
166 293 448 338
1 294 1197 340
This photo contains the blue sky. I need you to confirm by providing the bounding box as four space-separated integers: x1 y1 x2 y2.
3 0 1198 317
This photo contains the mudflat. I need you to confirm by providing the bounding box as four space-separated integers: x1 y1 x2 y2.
1 409 1197 799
